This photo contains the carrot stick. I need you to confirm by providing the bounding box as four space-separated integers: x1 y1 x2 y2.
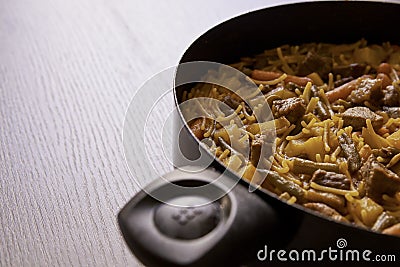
251 70 312 87
326 75 372 103
325 79 358 102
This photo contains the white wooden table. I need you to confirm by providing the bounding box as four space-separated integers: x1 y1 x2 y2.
0 0 319 266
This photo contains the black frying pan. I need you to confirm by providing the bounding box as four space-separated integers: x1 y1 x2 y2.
118 1 400 266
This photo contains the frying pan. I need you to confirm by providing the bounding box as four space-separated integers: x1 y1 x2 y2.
118 1 400 266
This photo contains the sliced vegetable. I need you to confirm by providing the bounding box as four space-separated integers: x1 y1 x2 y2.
353 45 387 67
351 197 384 227
265 171 305 203
362 119 391 149
265 87 297 100
305 189 346 214
387 130 400 150
290 157 340 174
246 117 290 135
285 136 326 161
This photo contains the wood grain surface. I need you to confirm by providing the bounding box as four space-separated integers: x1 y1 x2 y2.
0 0 303 266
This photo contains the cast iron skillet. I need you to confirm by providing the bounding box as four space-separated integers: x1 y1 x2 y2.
119 1 400 266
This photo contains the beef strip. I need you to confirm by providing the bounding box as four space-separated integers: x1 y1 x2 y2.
188 118 208 140
297 50 333 79
338 132 362 173
383 106 400 119
271 97 306 123
341 106 383 131
360 155 400 204
332 63 367 79
250 133 274 168
372 147 400 159
383 85 400 107
222 94 251 114
372 212 399 232
311 85 331 120
349 77 383 105
311 169 351 190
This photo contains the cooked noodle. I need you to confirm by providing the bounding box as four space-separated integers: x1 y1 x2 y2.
185 39 400 236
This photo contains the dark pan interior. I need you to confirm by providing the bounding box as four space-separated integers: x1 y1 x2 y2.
174 0 400 243
177 1 400 100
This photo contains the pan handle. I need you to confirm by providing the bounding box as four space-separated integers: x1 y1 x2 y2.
118 166 292 267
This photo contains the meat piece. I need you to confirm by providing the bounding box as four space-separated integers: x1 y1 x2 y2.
311 85 331 120
360 155 400 204
304 203 348 223
372 147 400 159
341 106 383 131
188 118 208 140
383 106 400 119
311 169 351 190
272 97 306 123
383 85 400 107
250 141 262 168
222 94 251 114
249 133 274 168
222 94 241 109
349 77 383 105
297 50 333 79
332 63 367 79
372 212 399 232
338 132 362 173
314 101 330 120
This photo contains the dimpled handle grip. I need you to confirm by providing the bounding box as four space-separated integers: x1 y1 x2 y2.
153 197 221 240
118 167 284 267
